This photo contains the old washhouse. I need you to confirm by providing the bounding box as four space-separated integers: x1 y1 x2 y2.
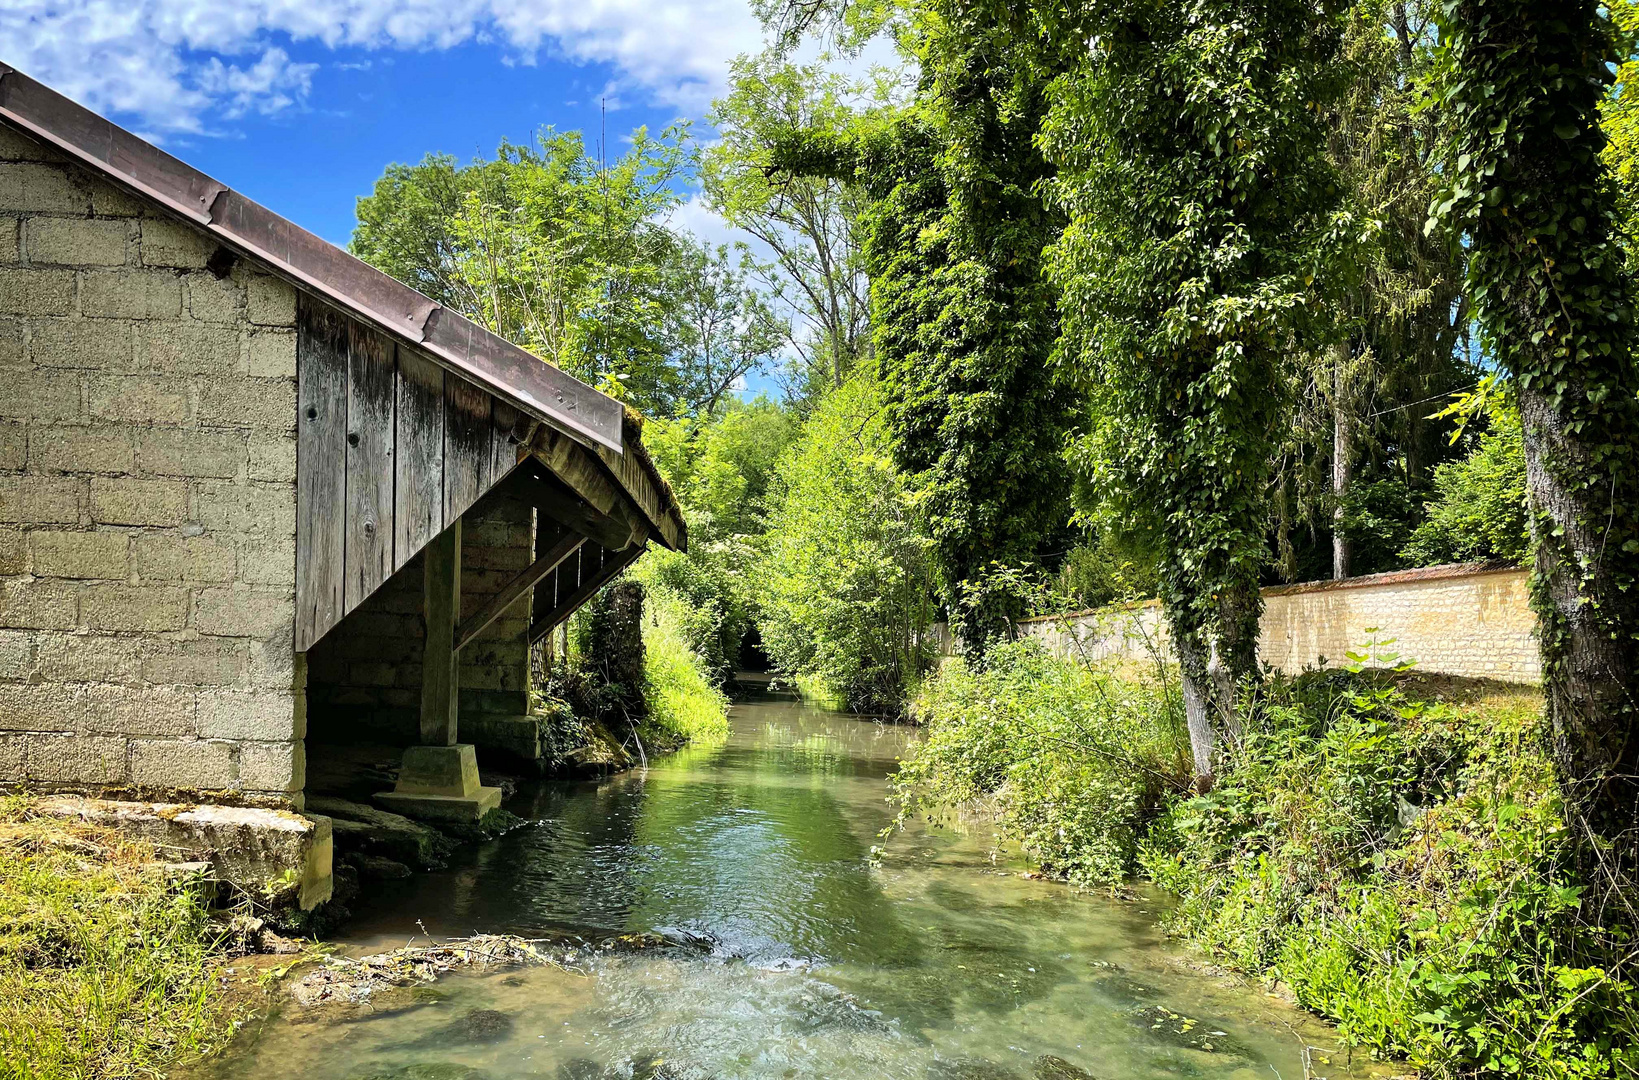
0 64 684 901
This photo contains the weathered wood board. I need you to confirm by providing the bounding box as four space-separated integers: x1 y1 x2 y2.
295 293 681 654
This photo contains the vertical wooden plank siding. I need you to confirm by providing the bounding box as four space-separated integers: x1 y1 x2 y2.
344 323 396 613
444 373 493 523
490 400 525 484
294 298 350 652
394 348 445 569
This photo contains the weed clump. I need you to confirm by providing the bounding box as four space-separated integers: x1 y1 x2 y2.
0 796 235 1079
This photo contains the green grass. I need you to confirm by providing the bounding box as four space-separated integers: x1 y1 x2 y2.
0 796 237 1079
642 585 730 746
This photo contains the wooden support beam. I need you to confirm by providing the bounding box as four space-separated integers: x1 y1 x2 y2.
420 520 462 746
527 539 645 644
506 458 642 552
455 531 586 653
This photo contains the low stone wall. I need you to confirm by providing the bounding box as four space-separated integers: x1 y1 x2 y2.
1017 562 1539 684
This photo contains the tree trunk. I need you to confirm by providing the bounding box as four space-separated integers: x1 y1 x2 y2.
1439 0 1639 846
1331 340 1352 580
1167 604 1217 791
1519 384 1639 840
1211 581 1260 746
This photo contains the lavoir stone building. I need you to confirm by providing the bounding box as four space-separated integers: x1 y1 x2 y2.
0 63 684 896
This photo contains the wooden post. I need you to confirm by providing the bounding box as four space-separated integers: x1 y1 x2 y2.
420 519 461 746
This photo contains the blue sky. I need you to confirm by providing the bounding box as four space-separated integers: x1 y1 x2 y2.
165 44 694 247
0 1 767 245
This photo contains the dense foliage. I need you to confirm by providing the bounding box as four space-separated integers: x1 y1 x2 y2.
768 3 1077 647
897 651 1639 1080
757 363 936 710
640 586 732 746
897 642 1190 883
352 129 782 416
1037 0 1345 781
1147 673 1637 1080
638 398 800 683
1402 410 1531 566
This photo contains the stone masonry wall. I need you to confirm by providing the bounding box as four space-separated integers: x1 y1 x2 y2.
305 492 535 745
0 123 305 802
1017 563 1539 684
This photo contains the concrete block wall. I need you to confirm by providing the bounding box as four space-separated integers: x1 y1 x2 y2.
0 123 305 802
1017 563 1539 684
305 492 535 745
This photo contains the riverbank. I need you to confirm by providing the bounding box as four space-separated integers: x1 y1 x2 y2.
896 643 1638 1080
0 795 278 1079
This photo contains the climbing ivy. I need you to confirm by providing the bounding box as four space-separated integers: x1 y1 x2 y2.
1432 0 1639 840
767 2 1078 647
1033 0 1345 781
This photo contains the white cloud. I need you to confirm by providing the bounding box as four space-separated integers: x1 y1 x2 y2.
668 192 741 251
0 0 768 134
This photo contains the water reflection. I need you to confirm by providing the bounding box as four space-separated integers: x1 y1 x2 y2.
209 696 1380 1080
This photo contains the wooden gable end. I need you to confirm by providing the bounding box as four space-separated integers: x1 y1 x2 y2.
295 297 530 651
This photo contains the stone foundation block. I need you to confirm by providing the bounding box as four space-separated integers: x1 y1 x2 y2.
33 796 333 909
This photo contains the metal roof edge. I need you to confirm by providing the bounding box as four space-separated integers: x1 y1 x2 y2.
0 62 624 455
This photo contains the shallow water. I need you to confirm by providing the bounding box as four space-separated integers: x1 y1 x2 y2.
212 696 1375 1080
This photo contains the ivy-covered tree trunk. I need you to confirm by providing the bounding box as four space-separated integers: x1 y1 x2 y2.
770 4 1077 653
1437 0 1639 840
1038 0 1343 787
1169 611 1218 789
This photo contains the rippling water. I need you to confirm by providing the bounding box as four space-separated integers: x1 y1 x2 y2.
208 695 1379 1080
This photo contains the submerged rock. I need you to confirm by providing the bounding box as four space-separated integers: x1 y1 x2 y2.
556 1060 607 1080
347 1064 486 1080
448 1008 514 1044
349 853 412 880
307 796 454 870
1035 1055 1101 1080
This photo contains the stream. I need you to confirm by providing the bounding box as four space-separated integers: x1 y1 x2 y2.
210 693 1377 1080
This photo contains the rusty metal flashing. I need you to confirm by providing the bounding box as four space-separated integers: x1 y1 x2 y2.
0 62 623 454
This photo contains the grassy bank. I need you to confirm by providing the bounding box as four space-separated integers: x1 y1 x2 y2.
641 584 731 747
0 797 237 1079
895 644 1639 1080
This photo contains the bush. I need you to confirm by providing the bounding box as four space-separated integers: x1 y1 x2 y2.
1143 673 1636 1080
758 364 938 712
893 642 1192 884
1402 414 1530 566
641 585 730 746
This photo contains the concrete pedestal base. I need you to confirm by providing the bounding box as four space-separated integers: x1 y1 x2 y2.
375 743 503 823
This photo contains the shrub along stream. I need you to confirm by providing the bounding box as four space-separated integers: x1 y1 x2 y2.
895 644 1638 1080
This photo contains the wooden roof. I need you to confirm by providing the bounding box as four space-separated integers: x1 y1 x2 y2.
0 61 688 654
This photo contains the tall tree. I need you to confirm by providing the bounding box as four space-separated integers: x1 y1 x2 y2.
352 127 784 418
1038 0 1344 786
1318 1 1470 581
763 1 1078 647
704 57 875 404
1434 1 1639 844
